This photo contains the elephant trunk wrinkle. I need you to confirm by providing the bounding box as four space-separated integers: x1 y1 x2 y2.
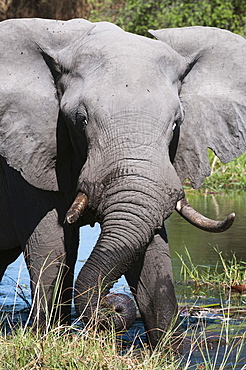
74 193 162 327
176 198 235 232
74 169 183 328
65 192 88 224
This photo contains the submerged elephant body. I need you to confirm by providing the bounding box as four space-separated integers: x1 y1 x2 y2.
0 18 245 347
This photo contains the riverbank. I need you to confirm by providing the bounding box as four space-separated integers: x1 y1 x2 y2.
1 250 245 369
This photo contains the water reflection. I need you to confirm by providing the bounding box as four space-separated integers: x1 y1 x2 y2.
167 191 246 281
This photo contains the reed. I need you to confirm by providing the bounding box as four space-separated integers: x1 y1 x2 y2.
1 249 246 369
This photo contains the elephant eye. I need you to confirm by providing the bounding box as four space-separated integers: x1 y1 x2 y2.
173 110 184 131
169 111 184 163
172 118 181 131
75 111 88 130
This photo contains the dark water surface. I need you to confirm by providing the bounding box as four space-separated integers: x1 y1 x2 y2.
1 191 246 368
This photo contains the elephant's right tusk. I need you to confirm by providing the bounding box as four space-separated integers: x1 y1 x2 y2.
175 198 235 233
66 192 88 224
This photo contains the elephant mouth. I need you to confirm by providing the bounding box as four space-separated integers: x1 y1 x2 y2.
66 191 235 233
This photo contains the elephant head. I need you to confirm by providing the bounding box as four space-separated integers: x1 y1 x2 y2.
62 22 245 326
1 19 245 344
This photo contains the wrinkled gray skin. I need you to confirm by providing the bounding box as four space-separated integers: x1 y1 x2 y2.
0 18 245 347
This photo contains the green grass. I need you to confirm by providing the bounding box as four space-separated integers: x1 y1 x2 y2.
1 250 246 369
0 305 245 370
177 246 246 289
184 150 246 193
0 320 183 369
176 247 246 311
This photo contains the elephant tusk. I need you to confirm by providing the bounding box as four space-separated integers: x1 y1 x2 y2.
66 192 88 224
175 198 235 233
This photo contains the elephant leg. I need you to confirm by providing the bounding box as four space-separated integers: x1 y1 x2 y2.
125 225 179 349
0 246 22 281
3 162 79 328
25 213 79 328
24 209 78 328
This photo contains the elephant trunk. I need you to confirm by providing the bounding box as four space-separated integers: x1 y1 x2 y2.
74 175 182 330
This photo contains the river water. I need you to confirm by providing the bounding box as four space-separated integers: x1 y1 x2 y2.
0 191 246 367
168 191 246 280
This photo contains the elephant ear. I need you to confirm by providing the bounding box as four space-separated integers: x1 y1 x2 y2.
149 27 246 188
0 18 93 191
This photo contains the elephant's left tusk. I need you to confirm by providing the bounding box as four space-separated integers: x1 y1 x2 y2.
175 198 235 233
66 192 88 224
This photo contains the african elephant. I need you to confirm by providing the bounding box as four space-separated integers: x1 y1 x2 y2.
0 18 245 347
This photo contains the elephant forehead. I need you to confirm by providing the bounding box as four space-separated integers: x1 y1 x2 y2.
60 67 180 132
60 49 183 109
59 31 185 83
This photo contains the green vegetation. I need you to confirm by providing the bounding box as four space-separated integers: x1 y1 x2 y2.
0 319 181 369
1 1 246 38
0 309 245 369
1 250 246 369
177 246 246 289
90 0 246 37
201 150 246 192
182 150 246 193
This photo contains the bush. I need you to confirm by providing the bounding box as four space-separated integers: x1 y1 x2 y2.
2 0 245 38
89 0 246 37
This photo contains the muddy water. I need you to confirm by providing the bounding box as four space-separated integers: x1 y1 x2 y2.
0 191 245 367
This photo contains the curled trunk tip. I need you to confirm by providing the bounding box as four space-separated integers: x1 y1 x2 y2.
176 198 235 233
66 192 88 224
